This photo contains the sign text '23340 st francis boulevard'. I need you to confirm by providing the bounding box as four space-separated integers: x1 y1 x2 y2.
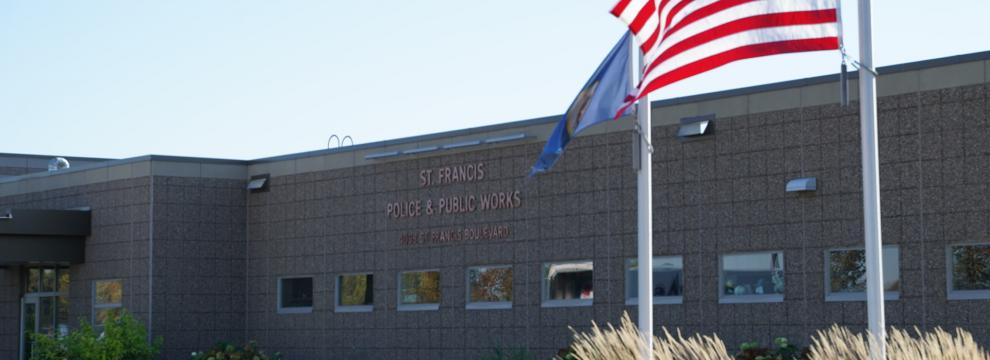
384 162 520 246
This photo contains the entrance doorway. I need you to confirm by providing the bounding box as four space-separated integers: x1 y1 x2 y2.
19 267 69 360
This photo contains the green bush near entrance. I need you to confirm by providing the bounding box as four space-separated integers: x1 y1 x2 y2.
189 341 282 360
29 311 162 360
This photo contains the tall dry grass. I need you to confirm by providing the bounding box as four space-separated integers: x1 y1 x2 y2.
565 312 990 360
565 312 731 360
808 325 990 360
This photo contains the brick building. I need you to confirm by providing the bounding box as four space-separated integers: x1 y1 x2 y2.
2 50 989 359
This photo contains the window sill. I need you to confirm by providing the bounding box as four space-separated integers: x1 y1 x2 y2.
948 290 990 301
825 292 899 302
277 306 313 314
542 299 593 308
335 305 373 313
398 303 440 311
466 302 512 310
719 294 783 304
625 296 683 305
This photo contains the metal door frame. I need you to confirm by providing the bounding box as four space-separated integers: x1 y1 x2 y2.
20 288 61 359
19 296 39 360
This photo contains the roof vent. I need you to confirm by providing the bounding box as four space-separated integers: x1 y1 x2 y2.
48 157 70 172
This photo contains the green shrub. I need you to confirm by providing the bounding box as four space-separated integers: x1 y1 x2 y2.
478 347 538 360
30 311 162 360
735 337 806 360
735 341 771 360
189 341 282 360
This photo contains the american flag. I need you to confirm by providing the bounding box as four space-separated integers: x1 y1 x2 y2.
611 0 840 113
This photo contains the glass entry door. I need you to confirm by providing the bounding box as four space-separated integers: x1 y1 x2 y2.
19 267 69 360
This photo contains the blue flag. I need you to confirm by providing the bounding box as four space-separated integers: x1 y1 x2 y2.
529 33 634 176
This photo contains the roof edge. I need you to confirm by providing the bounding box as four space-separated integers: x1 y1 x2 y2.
4 50 989 170
249 49 990 164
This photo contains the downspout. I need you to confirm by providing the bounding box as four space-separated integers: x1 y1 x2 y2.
147 162 155 342
244 180 250 343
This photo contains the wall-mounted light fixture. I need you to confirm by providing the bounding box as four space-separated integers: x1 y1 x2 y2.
786 177 817 192
248 174 270 192
678 114 715 138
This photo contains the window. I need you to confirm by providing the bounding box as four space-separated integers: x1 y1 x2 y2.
825 246 900 301
542 261 594 307
626 256 684 305
336 273 373 312
398 270 440 311
23 267 71 337
720 252 784 303
947 244 990 300
93 279 123 325
277 277 313 314
466 266 513 309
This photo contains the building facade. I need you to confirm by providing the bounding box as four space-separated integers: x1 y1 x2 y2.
1 51 990 359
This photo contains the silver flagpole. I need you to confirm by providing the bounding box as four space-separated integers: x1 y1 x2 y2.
632 35 654 360
857 0 886 358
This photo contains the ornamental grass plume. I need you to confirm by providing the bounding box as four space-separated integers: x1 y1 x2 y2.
565 312 731 360
808 325 990 360
887 326 989 360
806 325 872 360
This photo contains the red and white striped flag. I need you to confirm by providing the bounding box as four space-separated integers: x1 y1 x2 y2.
611 0 840 115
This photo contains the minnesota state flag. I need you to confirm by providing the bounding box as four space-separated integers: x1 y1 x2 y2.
529 32 634 176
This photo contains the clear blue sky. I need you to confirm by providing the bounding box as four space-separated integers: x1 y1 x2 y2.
1 1 986 160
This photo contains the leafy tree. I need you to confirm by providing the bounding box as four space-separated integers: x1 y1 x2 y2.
30 310 162 360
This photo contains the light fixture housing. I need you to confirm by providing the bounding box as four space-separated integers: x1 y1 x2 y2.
247 174 270 192
786 177 817 192
678 114 715 138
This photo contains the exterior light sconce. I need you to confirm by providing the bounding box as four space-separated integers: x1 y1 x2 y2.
247 174 270 192
678 114 715 138
786 177 817 193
